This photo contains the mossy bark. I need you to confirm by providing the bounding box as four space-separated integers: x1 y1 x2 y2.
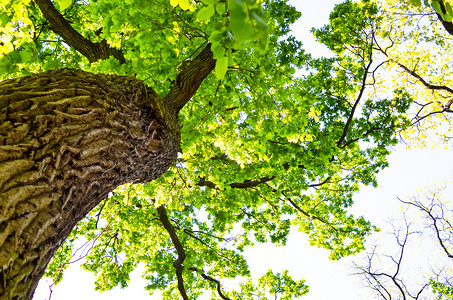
0 69 180 300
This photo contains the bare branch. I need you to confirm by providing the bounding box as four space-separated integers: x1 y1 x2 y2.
400 197 453 259
353 215 429 299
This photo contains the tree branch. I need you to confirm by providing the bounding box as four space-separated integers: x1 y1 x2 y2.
375 39 453 97
34 0 125 63
157 205 189 300
188 267 232 300
180 229 232 262
375 39 453 119
283 194 350 234
157 207 233 299
401 198 453 259
396 62 453 96
197 176 275 190
35 0 217 113
353 215 430 299
164 43 216 112
336 58 373 147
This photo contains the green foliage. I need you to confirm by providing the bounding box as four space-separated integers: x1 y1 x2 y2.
1 0 423 298
314 0 380 55
0 0 38 75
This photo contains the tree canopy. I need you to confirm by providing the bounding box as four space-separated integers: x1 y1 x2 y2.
0 0 452 299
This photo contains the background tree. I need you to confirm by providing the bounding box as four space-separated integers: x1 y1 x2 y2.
317 1 453 298
353 188 453 300
0 0 424 299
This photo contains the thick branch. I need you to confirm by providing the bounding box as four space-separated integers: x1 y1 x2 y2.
157 205 189 300
34 0 125 63
337 58 373 147
0 69 180 300
402 199 453 259
164 43 216 112
197 176 275 190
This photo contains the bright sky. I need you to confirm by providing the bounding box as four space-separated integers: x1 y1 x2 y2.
33 1 453 299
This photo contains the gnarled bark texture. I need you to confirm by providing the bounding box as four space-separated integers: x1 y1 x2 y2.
0 69 180 300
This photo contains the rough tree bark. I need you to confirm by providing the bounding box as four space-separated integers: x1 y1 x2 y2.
0 0 217 298
0 69 182 300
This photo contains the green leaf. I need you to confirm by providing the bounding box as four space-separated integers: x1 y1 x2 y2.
208 30 222 43
229 0 254 46
409 0 422 6
58 0 72 10
446 1 453 14
432 0 443 14
179 0 190 10
0 12 12 27
230 21 254 46
197 4 214 21
212 45 226 59
214 55 228 79
102 16 113 38
216 2 226 15
19 51 32 63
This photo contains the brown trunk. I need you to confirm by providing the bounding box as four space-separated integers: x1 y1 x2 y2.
0 69 180 300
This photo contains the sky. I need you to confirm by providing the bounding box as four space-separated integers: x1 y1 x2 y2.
33 0 453 299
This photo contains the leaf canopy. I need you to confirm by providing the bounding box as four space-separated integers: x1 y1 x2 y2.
5 0 451 298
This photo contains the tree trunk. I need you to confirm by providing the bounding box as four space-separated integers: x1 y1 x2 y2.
0 69 180 300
